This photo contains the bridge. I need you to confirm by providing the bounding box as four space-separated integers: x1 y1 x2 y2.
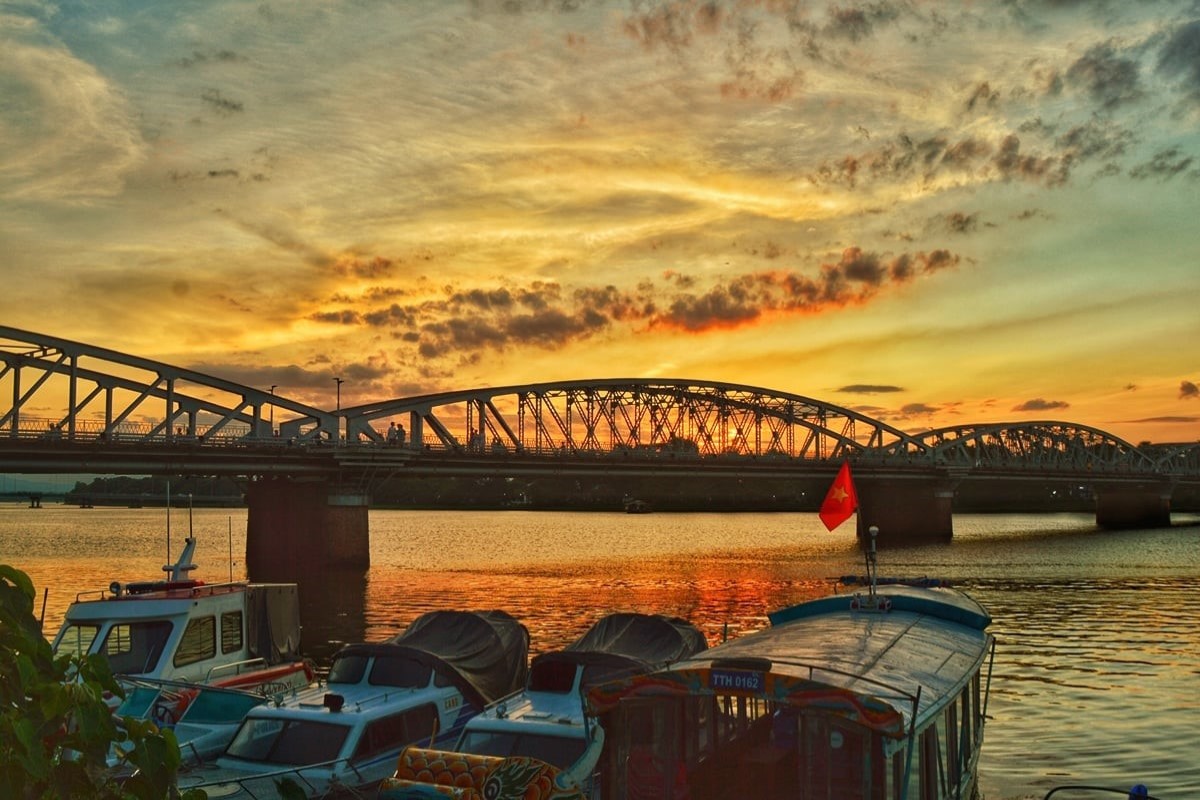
2 326 1197 573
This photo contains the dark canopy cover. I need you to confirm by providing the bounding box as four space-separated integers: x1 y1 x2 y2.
531 612 707 684
387 609 529 708
245 585 302 664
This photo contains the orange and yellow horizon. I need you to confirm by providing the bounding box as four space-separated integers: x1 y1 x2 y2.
2 3 1197 445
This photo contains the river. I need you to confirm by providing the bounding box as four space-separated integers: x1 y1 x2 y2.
1 504 1197 798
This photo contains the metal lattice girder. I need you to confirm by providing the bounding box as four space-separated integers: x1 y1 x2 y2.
0 326 337 443
1140 442 1200 474
341 379 930 461
916 421 1158 473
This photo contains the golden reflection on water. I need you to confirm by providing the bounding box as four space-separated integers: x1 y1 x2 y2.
3 504 1199 798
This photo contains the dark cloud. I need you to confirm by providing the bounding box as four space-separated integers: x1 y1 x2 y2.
992 135 1068 185
621 3 722 52
1129 147 1195 181
1181 380 1199 399
1157 19 1200 103
1064 41 1142 110
837 384 904 394
965 82 1000 112
310 310 361 325
899 403 939 416
333 255 396 279
1012 398 1070 412
650 247 960 331
307 244 959 359
200 88 244 115
945 212 979 234
822 3 901 42
817 131 1070 189
1129 415 1199 423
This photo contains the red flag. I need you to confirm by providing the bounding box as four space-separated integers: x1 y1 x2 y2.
819 461 858 531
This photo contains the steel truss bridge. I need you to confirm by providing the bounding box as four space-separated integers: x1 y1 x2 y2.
1 326 1198 487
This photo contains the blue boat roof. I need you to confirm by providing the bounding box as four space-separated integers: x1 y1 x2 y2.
587 586 993 736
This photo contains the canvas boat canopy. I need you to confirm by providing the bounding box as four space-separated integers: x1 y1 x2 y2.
331 609 529 709
586 587 992 738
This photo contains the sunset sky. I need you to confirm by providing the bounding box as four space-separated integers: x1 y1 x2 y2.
2 1 1198 444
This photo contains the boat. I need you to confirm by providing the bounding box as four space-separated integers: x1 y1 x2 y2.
379 611 708 800
580 528 996 800
109 677 267 768
179 608 530 799
50 535 314 706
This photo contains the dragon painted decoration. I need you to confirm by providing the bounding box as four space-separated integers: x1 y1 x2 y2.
379 746 587 800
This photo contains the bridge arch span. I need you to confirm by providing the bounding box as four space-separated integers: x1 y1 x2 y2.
916 421 1158 474
342 378 931 462
0 325 336 443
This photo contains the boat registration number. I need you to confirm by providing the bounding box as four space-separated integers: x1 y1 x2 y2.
709 669 765 693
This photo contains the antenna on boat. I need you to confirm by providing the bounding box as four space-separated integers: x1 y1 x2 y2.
850 525 890 612
166 479 171 566
866 525 879 603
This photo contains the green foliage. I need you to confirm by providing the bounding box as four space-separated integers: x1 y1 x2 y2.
0 564 207 799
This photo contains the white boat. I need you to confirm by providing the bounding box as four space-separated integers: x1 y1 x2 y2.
110 677 266 768
50 536 314 705
379 612 707 800
180 609 530 799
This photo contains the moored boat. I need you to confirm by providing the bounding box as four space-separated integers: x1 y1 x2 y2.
50 536 313 705
379 611 708 800
582 529 995 800
179 608 530 799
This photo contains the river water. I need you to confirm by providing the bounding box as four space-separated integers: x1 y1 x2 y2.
2 504 1197 799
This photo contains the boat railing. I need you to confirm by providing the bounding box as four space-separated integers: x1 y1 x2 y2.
1043 786 1160 800
206 657 269 682
183 755 367 794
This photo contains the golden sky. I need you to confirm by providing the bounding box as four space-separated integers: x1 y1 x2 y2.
2 1 1198 444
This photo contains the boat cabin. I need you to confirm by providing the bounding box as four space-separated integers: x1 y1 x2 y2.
50 537 308 693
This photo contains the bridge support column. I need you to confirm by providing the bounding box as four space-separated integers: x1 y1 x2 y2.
855 478 955 544
1094 486 1171 529
246 477 370 580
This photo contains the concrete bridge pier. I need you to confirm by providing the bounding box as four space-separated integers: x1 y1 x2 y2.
245 477 370 581
855 477 957 544
1094 484 1172 529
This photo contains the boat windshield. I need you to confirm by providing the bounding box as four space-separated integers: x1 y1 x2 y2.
54 623 101 658
458 730 587 769
56 621 174 675
326 653 433 688
225 718 352 766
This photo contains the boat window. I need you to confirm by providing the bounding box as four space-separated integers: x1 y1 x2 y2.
54 623 100 658
174 616 216 667
225 717 351 766
101 621 173 675
352 703 439 763
801 715 871 800
370 655 432 688
328 653 368 684
458 730 588 769
530 659 576 693
221 611 243 655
